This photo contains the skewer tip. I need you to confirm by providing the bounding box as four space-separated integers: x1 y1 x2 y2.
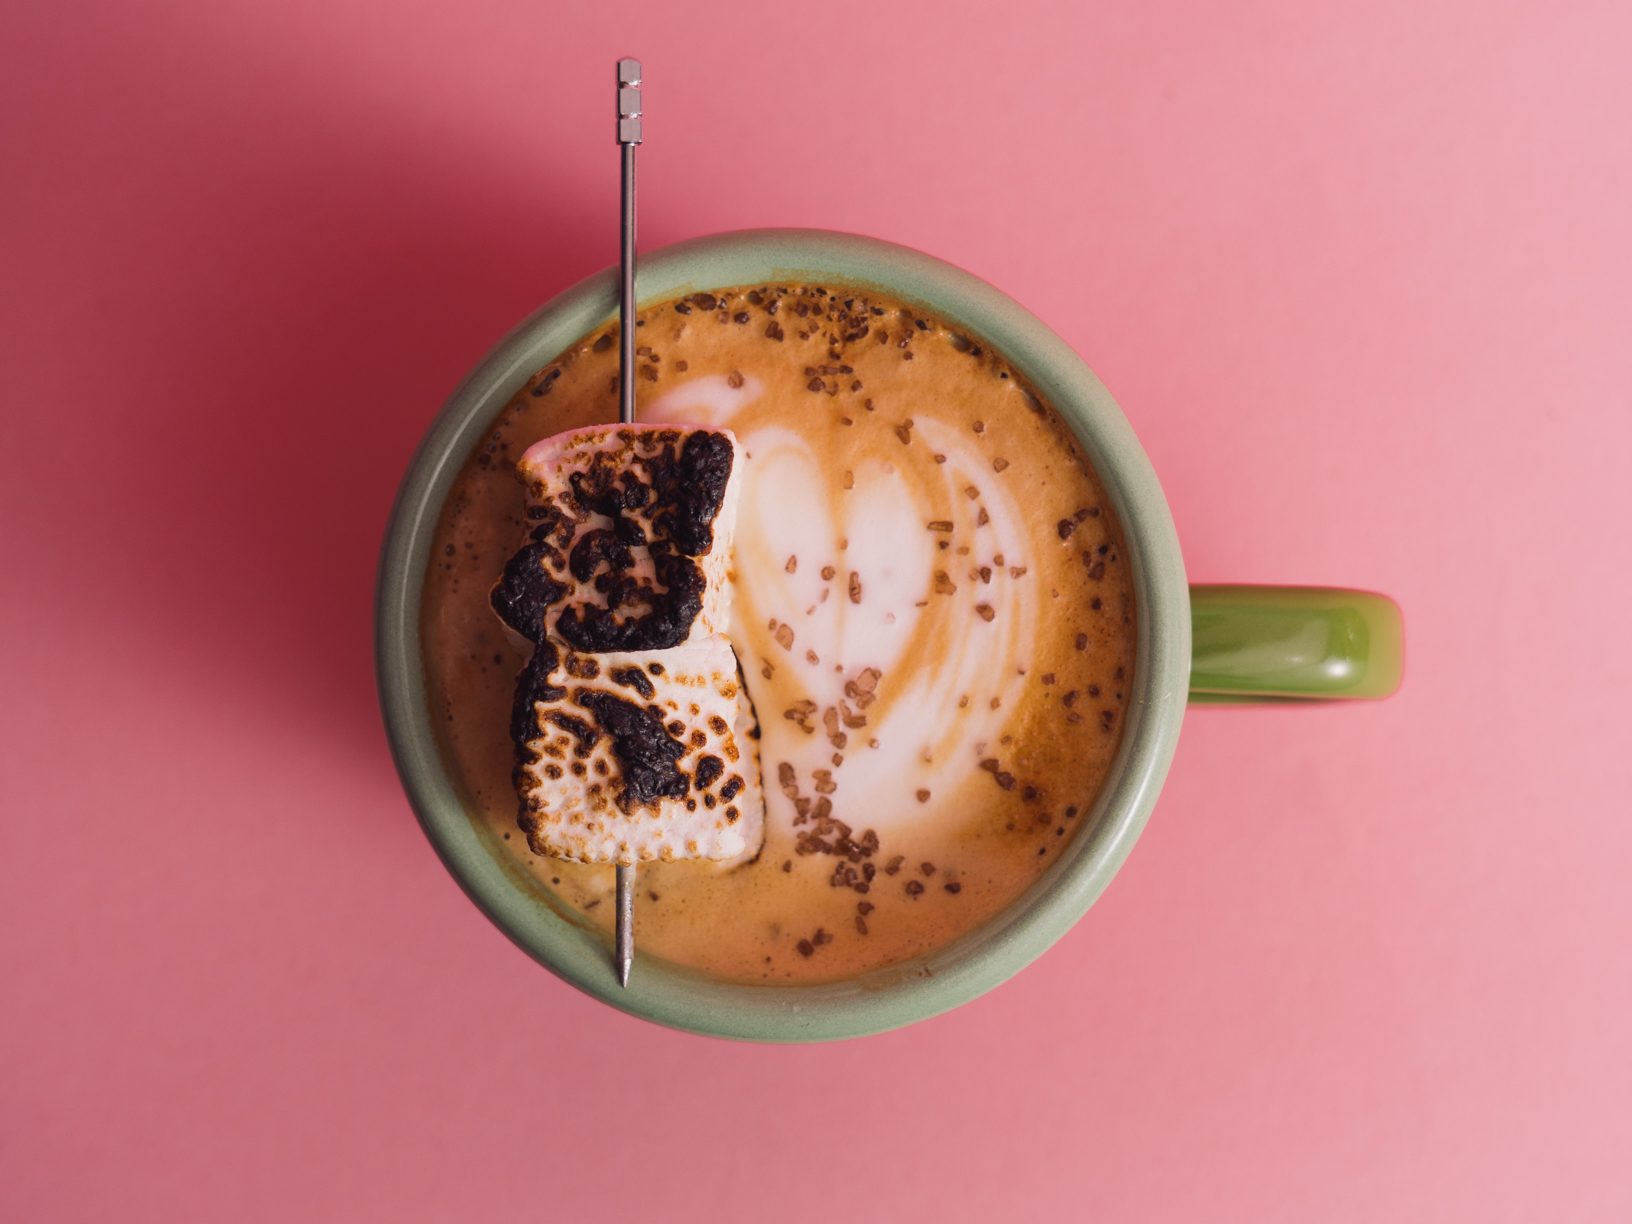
615 863 636 987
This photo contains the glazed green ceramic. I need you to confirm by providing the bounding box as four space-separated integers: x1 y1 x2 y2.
1189 586 1402 702
376 229 1402 1042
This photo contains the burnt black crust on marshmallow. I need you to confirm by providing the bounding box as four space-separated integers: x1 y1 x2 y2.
491 542 567 642
510 640 565 749
659 430 736 556
510 642 756 851
546 710 600 752
575 690 688 809
609 665 656 699
693 754 725 790
567 528 633 582
499 426 745 847
554 547 705 652
489 427 735 651
512 650 689 824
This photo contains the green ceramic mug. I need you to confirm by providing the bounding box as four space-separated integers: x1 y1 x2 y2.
376 229 1402 1041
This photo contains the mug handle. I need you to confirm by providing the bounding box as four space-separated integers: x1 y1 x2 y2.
1188 585 1403 703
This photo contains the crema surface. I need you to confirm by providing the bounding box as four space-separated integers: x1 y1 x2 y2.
422 284 1136 982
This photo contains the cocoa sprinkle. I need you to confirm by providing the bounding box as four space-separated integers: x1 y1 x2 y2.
844 668 881 701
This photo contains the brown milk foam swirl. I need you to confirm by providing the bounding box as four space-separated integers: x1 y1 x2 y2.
420 285 1139 982
647 374 1038 841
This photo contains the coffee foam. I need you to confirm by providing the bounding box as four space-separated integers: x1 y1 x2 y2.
648 379 1038 838
421 281 1138 983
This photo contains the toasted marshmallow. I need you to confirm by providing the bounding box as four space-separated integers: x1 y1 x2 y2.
511 635 764 866
491 424 741 652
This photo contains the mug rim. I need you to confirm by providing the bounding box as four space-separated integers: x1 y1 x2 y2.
376 228 1190 1041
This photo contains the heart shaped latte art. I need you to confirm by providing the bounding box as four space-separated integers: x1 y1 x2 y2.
650 376 1039 838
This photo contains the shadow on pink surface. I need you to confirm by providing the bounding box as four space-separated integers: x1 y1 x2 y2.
31 24 606 808
7 4 1631 1221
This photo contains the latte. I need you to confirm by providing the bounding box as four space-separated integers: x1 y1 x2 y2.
422 283 1135 982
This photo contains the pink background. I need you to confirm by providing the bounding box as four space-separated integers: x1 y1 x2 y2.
5 1 1629 1219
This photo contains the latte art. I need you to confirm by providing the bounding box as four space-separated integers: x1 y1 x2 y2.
645 381 1041 841
422 284 1135 982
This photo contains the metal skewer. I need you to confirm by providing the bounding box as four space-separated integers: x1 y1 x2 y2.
614 56 643 989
